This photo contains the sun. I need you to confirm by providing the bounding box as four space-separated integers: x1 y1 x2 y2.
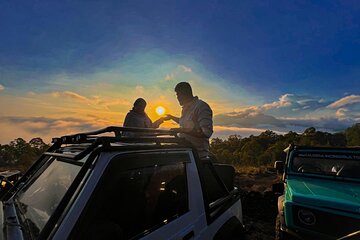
155 106 165 115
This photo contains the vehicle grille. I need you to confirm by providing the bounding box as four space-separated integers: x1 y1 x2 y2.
292 205 360 237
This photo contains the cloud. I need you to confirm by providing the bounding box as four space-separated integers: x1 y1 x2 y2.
280 116 353 132
261 94 329 113
262 94 293 110
0 115 118 144
164 74 175 81
215 110 354 133
212 125 286 139
160 65 192 86
50 91 91 104
214 93 358 133
335 108 360 120
220 93 328 119
0 115 114 143
0 84 4 91
51 91 90 102
49 90 130 110
215 112 282 128
328 95 360 108
26 91 36 96
179 65 192 73
335 108 348 118
135 85 145 94
62 91 90 102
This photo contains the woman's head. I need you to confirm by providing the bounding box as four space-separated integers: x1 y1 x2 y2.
133 98 147 112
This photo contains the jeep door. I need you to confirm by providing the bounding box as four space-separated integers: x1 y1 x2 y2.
67 150 206 240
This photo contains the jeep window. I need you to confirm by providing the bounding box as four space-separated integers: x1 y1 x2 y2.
200 161 230 221
291 152 360 179
201 162 228 203
14 157 82 237
72 153 189 240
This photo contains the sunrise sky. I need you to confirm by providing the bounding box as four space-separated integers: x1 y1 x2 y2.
1 1 360 143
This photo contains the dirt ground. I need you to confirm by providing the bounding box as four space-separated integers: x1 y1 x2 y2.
235 171 281 240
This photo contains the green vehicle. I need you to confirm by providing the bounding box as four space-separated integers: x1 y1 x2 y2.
273 145 360 240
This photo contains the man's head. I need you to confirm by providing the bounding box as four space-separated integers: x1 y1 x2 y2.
133 98 147 112
175 82 194 106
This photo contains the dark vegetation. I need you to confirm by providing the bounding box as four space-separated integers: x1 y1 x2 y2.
211 123 360 167
0 137 50 172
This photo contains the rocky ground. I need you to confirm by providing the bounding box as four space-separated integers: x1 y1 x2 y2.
235 171 281 240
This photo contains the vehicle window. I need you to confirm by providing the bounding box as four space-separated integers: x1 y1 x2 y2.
201 162 228 205
73 154 189 240
292 152 360 178
15 158 81 237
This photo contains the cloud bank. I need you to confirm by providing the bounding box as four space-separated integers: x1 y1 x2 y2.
214 94 360 134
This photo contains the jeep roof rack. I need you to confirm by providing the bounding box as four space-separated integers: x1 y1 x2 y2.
45 126 189 160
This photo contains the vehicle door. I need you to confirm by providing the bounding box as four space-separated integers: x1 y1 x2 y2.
197 160 243 239
68 150 206 240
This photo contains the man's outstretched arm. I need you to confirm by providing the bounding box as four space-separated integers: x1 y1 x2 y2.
165 114 180 124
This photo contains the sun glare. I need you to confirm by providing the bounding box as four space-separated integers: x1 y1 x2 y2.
156 106 165 115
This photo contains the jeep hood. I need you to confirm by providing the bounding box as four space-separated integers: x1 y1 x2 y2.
287 176 360 214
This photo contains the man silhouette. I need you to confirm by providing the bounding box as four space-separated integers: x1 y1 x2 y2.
166 82 213 158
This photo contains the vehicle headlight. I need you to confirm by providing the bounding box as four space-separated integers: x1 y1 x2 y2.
298 209 316 226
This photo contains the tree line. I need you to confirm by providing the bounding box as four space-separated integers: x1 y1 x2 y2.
210 123 360 166
0 137 50 172
0 123 359 171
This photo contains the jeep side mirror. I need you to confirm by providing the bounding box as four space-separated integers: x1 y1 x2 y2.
274 161 284 174
272 182 284 194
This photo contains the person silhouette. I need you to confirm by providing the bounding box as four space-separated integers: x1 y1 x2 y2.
165 82 213 158
122 98 168 136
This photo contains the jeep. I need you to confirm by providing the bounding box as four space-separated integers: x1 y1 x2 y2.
274 145 360 240
0 126 244 240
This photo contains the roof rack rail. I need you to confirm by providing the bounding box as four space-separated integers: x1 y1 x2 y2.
52 126 180 144
48 126 189 160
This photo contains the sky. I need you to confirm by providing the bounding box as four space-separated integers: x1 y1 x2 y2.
0 0 360 143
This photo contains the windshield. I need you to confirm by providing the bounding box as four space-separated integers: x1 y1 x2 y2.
291 152 360 179
14 158 81 237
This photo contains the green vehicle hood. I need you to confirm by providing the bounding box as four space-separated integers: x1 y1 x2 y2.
287 175 360 214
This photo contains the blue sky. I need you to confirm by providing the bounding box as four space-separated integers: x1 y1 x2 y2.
0 0 360 143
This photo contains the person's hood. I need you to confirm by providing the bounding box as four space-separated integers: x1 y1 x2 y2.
129 109 147 117
287 175 360 214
